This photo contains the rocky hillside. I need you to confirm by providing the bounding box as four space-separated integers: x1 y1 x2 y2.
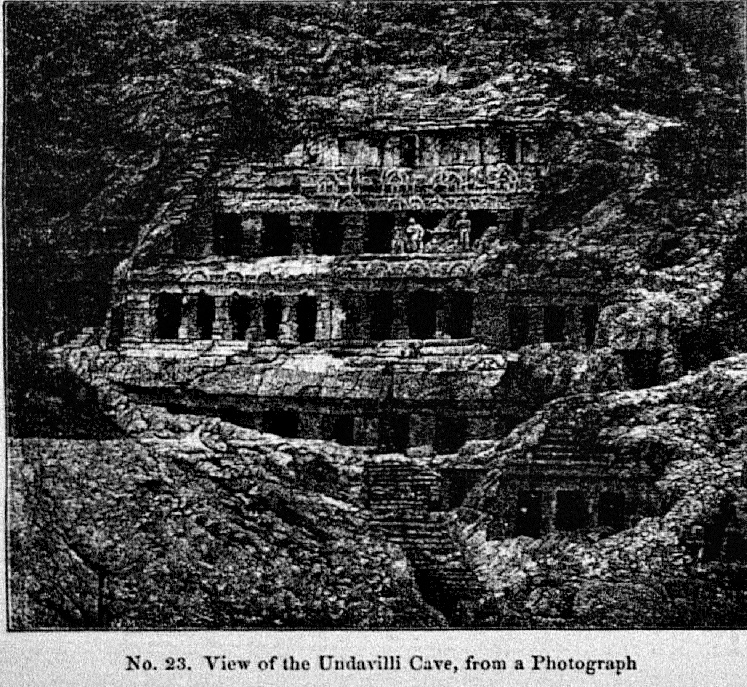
456 355 747 627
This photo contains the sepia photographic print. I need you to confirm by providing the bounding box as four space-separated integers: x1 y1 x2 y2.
5 0 747 664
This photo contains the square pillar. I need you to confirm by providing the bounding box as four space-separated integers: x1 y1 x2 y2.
299 411 323 439
341 213 366 255
527 305 545 344
566 304 586 349
314 293 332 342
436 292 451 338
392 291 409 339
124 294 153 341
241 215 263 259
330 297 346 341
278 295 298 344
213 296 233 340
409 412 436 449
290 212 314 256
180 295 200 339
354 416 379 446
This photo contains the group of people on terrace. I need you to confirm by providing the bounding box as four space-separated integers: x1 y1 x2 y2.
391 211 477 254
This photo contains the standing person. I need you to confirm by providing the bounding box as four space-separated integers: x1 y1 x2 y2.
406 216 425 253
456 210 472 251
391 221 406 254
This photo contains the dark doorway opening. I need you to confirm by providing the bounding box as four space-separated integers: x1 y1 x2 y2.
296 295 317 344
383 413 410 452
263 296 283 340
515 490 543 538
508 305 530 349
510 208 524 236
434 414 469 454
447 291 474 339
332 415 355 445
108 305 124 348
582 304 598 348
263 409 299 438
467 211 494 246
196 292 215 340
341 292 367 341
370 291 394 341
598 491 626 531
154 292 182 340
213 213 243 256
312 212 344 255
544 305 566 343
408 290 439 339
230 295 256 341
619 350 662 390
262 214 294 256
442 468 484 509
401 134 419 167
502 131 517 164
555 490 589 531
365 212 396 253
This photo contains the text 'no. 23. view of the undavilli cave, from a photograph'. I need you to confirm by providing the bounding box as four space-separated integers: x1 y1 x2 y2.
5 1 747 630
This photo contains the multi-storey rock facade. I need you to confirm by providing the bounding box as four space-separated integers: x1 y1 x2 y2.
105 113 608 459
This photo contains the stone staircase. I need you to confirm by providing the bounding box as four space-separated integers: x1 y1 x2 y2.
364 458 485 624
533 420 583 464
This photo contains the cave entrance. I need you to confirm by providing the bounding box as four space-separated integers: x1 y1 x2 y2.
213 213 243 257
434 414 469 454
446 291 474 339
598 491 626 531
230 295 257 341
408 290 439 339
332 415 355 445
582 304 598 348
555 490 589 531
514 490 543 538
543 305 566 343
108 305 124 348
370 291 394 341
365 212 395 253
154 292 182 340
619 350 662 389
263 296 283 340
196 292 215 340
382 413 410 452
263 409 299 438
296 295 317 344
312 212 345 256
466 211 494 246
262 214 294 256
508 305 530 349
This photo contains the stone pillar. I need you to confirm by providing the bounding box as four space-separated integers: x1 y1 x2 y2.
566 304 586 349
341 213 366 255
289 212 303 256
299 411 323 439
213 296 233 340
392 291 409 339
180 295 200 339
278 295 298 344
291 212 314 255
436 292 451 338
527 305 545 344
409 412 436 449
124 293 153 341
247 302 264 342
314 293 332 342
241 214 263 259
355 417 379 446
330 296 346 341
